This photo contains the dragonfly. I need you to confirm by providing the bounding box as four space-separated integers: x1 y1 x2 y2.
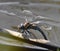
0 10 60 51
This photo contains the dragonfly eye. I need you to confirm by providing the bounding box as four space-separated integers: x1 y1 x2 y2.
17 23 24 28
21 23 24 26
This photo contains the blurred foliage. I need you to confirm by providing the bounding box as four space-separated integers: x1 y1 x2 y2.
57 48 60 51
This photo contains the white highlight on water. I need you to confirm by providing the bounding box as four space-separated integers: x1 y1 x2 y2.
22 10 33 15
0 10 16 15
0 2 19 5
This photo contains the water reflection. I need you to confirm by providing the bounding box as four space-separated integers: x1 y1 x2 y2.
0 32 48 51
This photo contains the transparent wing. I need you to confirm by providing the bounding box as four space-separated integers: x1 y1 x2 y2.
0 10 60 28
31 16 60 30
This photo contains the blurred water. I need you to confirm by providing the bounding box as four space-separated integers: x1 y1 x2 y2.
0 2 19 5
0 1 60 51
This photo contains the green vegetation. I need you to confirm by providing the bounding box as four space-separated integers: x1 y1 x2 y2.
0 32 34 46
57 48 60 51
